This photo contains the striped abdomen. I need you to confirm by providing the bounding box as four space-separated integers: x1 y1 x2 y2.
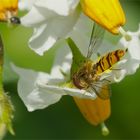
95 49 127 74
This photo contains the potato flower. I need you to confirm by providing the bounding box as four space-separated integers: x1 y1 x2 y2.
11 24 140 134
19 0 126 55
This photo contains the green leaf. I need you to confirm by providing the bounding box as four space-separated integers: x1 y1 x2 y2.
66 38 86 78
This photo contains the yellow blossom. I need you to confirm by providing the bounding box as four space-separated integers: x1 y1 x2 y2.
81 0 126 34
74 86 111 135
0 0 18 21
74 97 110 123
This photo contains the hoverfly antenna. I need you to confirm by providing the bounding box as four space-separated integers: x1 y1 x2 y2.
10 17 21 24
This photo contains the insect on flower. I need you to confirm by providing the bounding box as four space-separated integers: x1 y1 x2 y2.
72 23 128 100
0 0 20 24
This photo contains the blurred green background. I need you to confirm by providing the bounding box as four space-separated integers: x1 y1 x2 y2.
0 0 140 139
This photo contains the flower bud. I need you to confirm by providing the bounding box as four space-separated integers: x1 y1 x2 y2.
80 0 126 34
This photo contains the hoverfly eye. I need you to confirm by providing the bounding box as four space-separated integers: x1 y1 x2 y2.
118 50 125 57
10 17 21 24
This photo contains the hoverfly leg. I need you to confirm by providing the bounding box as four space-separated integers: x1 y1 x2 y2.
91 83 109 91
101 79 111 84
97 52 101 57
91 84 111 100
110 68 122 71
90 86 99 97
59 68 67 77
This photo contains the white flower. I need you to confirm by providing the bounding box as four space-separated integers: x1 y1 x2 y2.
19 0 127 56
19 0 81 56
104 25 140 82
70 21 140 83
11 44 96 112
11 22 140 111
18 0 36 11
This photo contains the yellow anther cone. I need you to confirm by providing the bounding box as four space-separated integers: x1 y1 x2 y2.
73 85 111 135
0 0 18 21
81 0 126 34
74 97 111 126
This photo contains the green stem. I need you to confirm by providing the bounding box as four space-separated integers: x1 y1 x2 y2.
101 122 110 136
0 35 4 94
0 35 14 138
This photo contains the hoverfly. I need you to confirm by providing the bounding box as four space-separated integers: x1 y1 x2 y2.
72 23 127 100
0 0 20 24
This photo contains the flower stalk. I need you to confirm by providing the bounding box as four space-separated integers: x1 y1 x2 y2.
0 35 14 139
101 122 110 136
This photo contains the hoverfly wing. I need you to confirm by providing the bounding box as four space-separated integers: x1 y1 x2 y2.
91 84 111 100
97 85 111 100
87 23 105 59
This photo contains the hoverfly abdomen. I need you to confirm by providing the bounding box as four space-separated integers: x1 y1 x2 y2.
95 49 127 74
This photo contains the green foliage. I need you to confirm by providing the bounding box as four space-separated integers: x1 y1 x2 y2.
66 38 86 77
0 92 14 136
0 35 14 138
0 1 140 139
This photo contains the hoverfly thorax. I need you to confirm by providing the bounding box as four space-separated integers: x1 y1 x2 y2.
73 60 100 90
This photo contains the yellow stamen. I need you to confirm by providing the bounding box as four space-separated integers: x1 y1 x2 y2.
80 0 126 34
73 97 111 126
0 0 18 21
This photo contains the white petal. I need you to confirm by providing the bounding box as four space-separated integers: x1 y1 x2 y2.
119 32 140 61
18 0 36 11
118 28 140 75
38 83 96 99
21 6 56 27
11 64 62 111
20 0 80 55
51 44 72 79
35 0 79 16
70 14 93 56
21 0 80 27
22 8 80 55
11 63 96 111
